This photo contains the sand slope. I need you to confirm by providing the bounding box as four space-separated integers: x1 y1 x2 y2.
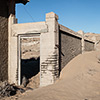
17 51 100 100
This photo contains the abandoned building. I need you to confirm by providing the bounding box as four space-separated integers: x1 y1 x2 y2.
0 0 98 88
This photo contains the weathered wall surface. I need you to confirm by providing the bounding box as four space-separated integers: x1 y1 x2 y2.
0 0 8 81
60 31 82 69
40 12 59 86
84 40 94 51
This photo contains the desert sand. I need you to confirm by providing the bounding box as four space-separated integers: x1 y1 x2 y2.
3 51 100 100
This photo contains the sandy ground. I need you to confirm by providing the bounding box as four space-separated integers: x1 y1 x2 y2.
2 51 100 100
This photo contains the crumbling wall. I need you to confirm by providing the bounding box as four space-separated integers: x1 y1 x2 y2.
0 0 8 81
84 40 94 51
8 12 96 87
60 31 82 69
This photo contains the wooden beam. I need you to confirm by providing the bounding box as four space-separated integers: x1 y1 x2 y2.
15 0 29 5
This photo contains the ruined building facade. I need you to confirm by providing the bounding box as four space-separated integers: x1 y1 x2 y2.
0 0 97 87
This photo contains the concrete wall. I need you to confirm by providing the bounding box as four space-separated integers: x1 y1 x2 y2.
59 31 82 69
0 0 9 81
40 12 59 86
9 12 59 87
9 22 47 85
84 40 94 51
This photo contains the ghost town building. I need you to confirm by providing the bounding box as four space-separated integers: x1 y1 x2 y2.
0 0 98 88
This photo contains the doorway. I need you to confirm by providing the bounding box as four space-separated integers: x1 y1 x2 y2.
18 34 40 88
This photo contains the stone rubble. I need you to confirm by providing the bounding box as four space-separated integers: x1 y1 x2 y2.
0 81 25 99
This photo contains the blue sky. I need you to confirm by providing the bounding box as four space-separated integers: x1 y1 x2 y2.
16 0 100 33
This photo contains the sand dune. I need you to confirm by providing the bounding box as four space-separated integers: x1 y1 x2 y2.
5 51 100 100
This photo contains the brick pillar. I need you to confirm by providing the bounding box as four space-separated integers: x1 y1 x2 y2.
40 12 59 87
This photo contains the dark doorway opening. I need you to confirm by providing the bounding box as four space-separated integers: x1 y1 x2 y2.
21 57 40 80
